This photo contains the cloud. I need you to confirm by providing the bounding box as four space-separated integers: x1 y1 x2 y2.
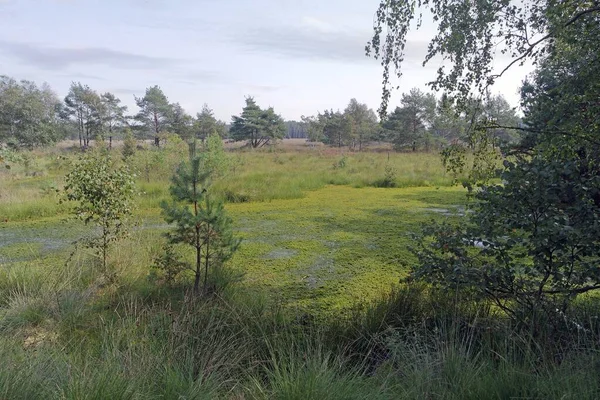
234 17 428 64
244 84 282 93
234 21 372 63
113 88 140 95
179 70 221 81
0 40 176 71
54 72 106 81
300 16 337 33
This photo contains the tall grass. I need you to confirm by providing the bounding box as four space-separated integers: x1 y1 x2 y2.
2 142 597 398
2 262 599 399
0 144 458 220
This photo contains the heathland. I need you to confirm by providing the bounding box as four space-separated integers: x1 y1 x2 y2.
2 139 599 399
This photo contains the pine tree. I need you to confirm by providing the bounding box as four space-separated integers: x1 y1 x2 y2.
230 97 285 148
160 143 240 293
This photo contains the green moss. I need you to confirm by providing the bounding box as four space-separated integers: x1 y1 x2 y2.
1 146 467 318
224 185 467 317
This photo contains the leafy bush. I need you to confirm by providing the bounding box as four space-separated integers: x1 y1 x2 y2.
62 150 135 275
151 243 188 285
121 128 136 160
412 155 600 333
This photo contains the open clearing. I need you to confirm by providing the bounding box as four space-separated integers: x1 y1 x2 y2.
1 181 466 317
1 145 596 399
228 185 466 315
1 144 464 320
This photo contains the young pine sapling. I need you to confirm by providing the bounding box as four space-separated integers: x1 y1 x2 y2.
160 143 240 293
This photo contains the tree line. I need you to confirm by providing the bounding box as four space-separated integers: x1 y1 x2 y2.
302 90 520 151
1 75 520 151
0 78 232 149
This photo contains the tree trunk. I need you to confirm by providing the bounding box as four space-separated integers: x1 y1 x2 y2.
194 225 201 293
203 234 210 291
155 110 162 147
102 225 108 275
193 185 201 292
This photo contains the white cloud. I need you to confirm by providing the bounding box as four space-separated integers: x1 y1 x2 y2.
300 16 337 33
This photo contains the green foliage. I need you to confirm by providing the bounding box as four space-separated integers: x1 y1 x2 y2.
4 146 600 398
0 76 63 149
99 92 128 135
302 99 378 148
413 154 600 327
375 164 397 188
121 128 136 161
301 114 325 143
63 85 127 145
195 104 227 140
318 109 349 147
197 133 230 179
0 147 21 170
230 97 286 148
332 154 347 170
63 150 135 274
151 243 188 285
370 0 600 333
134 85 173 141
344 98 378 151
129 135 188 183
137 146 164 183
440 143 466 183
383 88 437 151
431 94 467 143
161 154 240 293
170 102 194 140
367 0 588 114
64 82 103 147
482 94 521 146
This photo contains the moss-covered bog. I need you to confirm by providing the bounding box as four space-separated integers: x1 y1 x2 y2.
1 182 467 316
227 185 466 316
1 145 466 318
1 145 597 399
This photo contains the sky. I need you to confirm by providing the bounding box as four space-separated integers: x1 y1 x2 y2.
0 0 534 121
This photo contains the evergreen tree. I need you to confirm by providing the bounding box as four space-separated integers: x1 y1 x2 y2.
134 86 173 145
195 104 227 140
64 82 102 147
160 143 240 293
383 88 436 151
100 92 128 135
170 102 194 141
320 110 348 147
230 97 285 148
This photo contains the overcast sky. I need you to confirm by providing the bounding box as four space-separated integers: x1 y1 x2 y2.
0 0 533 121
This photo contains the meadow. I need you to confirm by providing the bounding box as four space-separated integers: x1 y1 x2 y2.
1 140 464 315
1 140 599 399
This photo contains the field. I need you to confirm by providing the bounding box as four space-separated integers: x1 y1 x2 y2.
1 140 464 315
1 140 599 399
